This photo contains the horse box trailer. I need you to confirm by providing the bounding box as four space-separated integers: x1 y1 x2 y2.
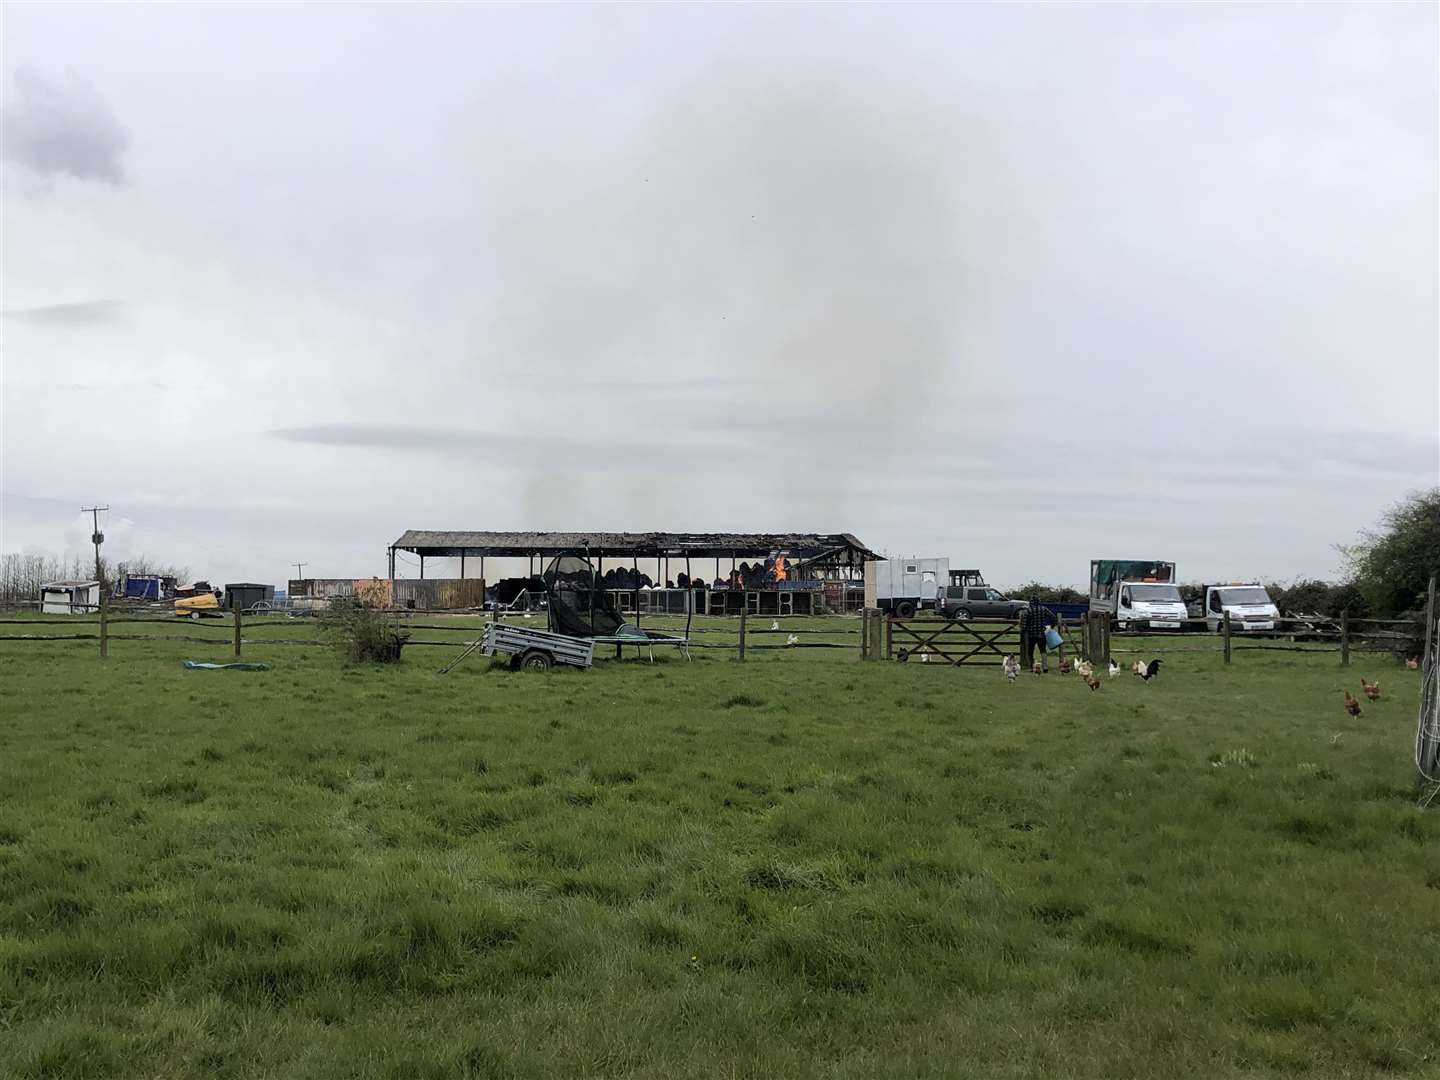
866 558 948 618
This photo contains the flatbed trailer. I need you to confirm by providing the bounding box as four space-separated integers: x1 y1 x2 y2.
483 622 595 670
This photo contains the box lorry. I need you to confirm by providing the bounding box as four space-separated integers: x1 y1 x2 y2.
868 557 947 618
1089 559 1187 630
1187 583 1279 633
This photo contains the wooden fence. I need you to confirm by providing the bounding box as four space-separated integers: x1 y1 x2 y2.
0 606 1420 667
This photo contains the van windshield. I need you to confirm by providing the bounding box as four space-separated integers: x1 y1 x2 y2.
1218 587 1271 605
1129 584 1182 603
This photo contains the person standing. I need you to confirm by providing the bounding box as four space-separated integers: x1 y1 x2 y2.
1021 598 1052 673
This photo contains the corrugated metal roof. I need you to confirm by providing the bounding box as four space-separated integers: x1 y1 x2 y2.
42 580 100 588
391 531 876 559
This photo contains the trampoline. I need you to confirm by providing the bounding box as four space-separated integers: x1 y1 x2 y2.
543 552 691 661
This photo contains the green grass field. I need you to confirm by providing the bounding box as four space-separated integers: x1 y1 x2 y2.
1 618 1435 1078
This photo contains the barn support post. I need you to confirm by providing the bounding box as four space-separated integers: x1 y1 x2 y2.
479 556 485 584
234 606 243 657
460 551 466 579
388 547 395 580
1341 610 1350 666
1223 610 1232 665
419 554 424 580
738 606 747 662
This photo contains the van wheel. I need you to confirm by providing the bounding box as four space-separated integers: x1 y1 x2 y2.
519 649 554 672
895 601 917 619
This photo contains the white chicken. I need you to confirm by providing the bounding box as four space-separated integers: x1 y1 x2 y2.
1108 659 1121 678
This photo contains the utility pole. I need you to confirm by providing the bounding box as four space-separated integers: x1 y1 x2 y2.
293 562 307 581
82 505 109 586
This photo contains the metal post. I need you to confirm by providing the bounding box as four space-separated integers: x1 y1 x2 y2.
1223 609 1231 665
1424 575 1436 676
1340 609 1350 666
738 605 747 662
234 606 243 657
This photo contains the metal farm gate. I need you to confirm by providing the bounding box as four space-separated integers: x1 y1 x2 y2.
887 617 1022 665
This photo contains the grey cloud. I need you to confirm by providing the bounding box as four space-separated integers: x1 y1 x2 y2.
1 67 130 183
1 299 122 327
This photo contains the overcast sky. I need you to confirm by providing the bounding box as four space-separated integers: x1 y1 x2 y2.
2 3 1436 589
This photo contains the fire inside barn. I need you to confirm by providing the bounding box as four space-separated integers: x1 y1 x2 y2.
386 531 876 615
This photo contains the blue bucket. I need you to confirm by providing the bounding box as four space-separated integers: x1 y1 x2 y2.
1044 627 1063 650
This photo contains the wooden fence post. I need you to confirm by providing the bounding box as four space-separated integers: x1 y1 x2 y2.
1340 609 1350 666
885 614 893 661
738 606 746 662
1223 610 1231 665
234 606 243 657
859 609 869 661
99 597 108 659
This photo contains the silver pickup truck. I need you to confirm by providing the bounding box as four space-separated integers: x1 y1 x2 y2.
936 585 1028 621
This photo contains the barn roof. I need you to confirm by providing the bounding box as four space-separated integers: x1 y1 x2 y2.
391 530 875 561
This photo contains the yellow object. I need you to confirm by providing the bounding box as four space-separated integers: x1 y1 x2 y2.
175 593 221 619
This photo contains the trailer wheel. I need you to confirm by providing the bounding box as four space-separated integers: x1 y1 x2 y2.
895 600 917 619
519 649 554 672
188 611 201 621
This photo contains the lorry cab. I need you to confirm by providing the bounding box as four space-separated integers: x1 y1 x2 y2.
1115 582 1187 630
1194 584 1279 633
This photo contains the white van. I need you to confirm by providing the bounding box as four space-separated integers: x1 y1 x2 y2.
1190 584 1279 633
1090 559 1188 630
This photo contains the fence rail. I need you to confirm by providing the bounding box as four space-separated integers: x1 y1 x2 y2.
0 606 1421 668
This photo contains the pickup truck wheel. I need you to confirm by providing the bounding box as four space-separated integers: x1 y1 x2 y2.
951 608 971 622
519 649 554 672
895 600 917 619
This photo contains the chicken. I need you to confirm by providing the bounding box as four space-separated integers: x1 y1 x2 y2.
1032 661 1044 675
1132 660 1147 677
1075 660 1093 678
1108 659 1121 679
786 633 799 647
771 621 780 631
1139 659 1163 681
1342 689 1362 717
1003 655 1020 682
1084 673 1101 691
1058 658 1073 675
1406 656 1420 670
1360 678 1380 702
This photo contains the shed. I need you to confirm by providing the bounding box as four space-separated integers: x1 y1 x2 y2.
223 583 276 611
41 580 102 615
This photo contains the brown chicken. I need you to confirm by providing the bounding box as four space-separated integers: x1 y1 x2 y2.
1406 657 1420 670
1032 661 1043 675
1084 673 1101 691
1058 658 1073 675
1360 678 1381 702
1342 690 1362 717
